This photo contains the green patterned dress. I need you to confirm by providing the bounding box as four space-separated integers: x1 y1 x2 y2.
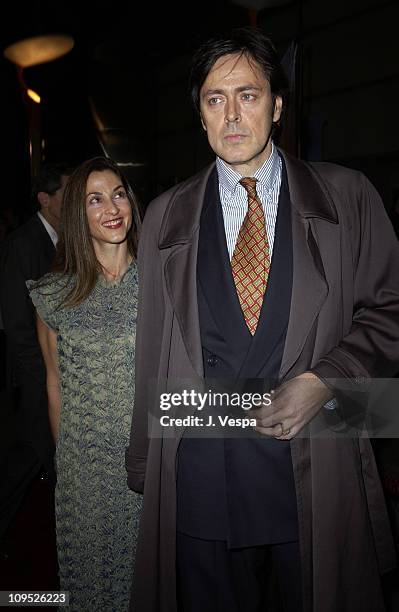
28 262 142 612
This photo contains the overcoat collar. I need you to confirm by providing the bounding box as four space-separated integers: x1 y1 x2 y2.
159 149 339 379
159 165 215 249
159 148 338 248
280 149 338 223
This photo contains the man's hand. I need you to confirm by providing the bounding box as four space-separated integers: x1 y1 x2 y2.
249 372 333 440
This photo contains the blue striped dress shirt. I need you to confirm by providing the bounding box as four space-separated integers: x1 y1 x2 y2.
216 142 282 260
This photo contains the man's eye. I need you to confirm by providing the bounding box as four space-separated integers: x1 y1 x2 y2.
242 93 255 101
208 97 222 106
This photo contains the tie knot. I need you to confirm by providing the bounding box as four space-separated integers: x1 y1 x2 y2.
239 177 258 197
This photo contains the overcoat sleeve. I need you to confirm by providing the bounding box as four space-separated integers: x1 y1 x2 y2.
126 200 166 493
311 171 399 384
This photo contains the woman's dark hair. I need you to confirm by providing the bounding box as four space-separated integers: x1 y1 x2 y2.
189 26 289 122
52 156 141 307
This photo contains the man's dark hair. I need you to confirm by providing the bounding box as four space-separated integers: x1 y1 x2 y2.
189 26 289 119
32 162 74 198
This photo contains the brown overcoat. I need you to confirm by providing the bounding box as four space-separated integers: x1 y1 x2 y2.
126 150 399 612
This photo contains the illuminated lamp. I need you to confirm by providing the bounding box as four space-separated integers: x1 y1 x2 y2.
3 33 74 178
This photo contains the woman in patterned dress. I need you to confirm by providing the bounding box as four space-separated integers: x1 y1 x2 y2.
28 157 142 611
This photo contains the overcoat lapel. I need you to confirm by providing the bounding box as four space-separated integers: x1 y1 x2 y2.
278 150 338 378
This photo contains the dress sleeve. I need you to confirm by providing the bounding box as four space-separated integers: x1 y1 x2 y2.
26 278 60 331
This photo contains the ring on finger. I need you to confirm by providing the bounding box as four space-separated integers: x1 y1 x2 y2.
281 425 291 436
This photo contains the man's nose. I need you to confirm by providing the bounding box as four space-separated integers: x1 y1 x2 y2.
225 99 241 124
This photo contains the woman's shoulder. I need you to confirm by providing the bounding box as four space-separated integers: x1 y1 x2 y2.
27 272 74 315
28 271 65 291
28 272 73 297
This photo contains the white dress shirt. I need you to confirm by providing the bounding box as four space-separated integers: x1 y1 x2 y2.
37 211 58 247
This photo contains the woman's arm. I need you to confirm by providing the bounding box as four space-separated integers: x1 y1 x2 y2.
36 313 60 442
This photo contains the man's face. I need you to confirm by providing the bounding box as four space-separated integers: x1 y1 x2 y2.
48 174 70 223
199 53 282 176
39 173 70 231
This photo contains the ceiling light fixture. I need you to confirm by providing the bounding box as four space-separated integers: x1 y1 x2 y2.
3 33 74 178
4 34 74 68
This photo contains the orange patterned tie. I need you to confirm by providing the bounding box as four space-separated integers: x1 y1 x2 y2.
231 177 270 335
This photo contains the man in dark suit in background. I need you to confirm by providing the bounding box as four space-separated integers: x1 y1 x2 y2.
0 162 73 540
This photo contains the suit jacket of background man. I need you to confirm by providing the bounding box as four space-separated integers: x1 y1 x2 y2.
126 149 399 612
0 213 55 466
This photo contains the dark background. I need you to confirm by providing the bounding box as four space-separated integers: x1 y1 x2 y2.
1 0 399 224
1 0 399 602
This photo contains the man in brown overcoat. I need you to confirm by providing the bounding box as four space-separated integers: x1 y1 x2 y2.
126 27 399 612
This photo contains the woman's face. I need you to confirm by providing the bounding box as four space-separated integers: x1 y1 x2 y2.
85 169 132 247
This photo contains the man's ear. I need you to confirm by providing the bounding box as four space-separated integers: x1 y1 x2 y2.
37 191 49 209
200 113 207 131
273 95 283 123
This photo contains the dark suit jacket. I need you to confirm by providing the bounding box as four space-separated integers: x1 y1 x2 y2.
0 213 55 463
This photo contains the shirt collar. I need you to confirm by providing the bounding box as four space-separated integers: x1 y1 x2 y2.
37 211 58 247
216 141 280 197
